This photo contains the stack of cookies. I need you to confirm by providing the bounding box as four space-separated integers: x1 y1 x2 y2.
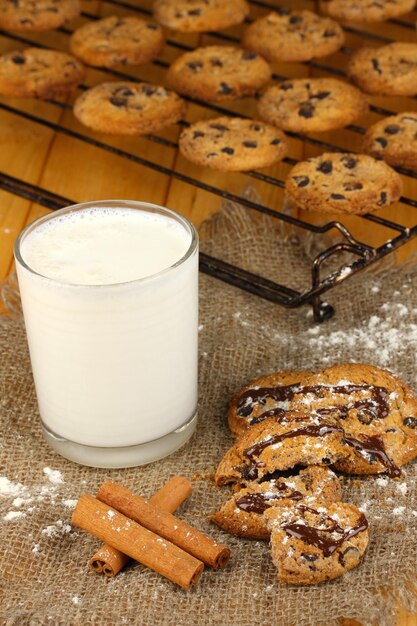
210 363 417 584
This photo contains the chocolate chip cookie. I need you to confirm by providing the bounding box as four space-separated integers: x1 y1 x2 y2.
0 47 85 98
210 466 342 540
291 364 417 477
228 370 315 438
167 46 271 102
0 0 79 31
73 82 186 135
319 0 415 22
214 415 348 486
70 16 164 69
153 0 249 32
362 112 417 173
285 152 402 215
258 78 368 133
265 501 369 584
179 117 288 172
347 43 417 96
241 9 345 63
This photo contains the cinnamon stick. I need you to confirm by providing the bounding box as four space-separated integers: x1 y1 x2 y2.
97 481 231 570
88 476 192 577
72 494 204 590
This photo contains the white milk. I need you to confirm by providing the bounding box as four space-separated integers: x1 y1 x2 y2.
15 203 198 467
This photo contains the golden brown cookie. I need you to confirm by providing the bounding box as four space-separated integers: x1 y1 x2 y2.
70 16 164 68
285 152 402 215
242 9 345 63
73 82 186 135
319 0 415 22
258 78 368 133
228 370 315 438
210 466 342 540
0 0 79 32
179 117 288 172
291 364 417 476
0 47 85 99
167 46 271 102
214 415 348 486
153 0 249 32
347 43 417 96
362 112 417 173
265 501 369 585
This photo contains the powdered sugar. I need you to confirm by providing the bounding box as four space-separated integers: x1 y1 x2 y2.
43 467 64 485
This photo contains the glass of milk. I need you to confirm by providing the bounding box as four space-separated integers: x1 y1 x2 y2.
14 200 199 468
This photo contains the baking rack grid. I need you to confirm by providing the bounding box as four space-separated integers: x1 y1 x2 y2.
0 0 417 322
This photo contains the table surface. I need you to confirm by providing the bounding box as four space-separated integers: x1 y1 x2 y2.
0 1 416 623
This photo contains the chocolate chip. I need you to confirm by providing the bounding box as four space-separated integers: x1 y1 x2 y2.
218 82 233 95
210 58 223 67
375 137 388 148
188 8 201 15
301 553 318 562
187 61 203 71
317 160 333 174
330 193 346 200
11 54 25 65
251 124 262 132
115 87 134 97
280 82 293 90
238 404 253 417
313 91 331 100
298 102 314 118
142 86 157 96
243 141 257 148
322 457 331 465
385 428 398 433
377 192 387 206
344 182 363 191
323 29 336 38
338 546 359 567
403 417 417 428
147 22 158 29
110 97 126 107
221 147 234 155
293 176 310 187
342 157 357 169
270 138 281 145
209 123 228 131
372 58 382 74
384 124 400 135
289 15 302 24
193 131 205 139
207 152 218 157
242 51 257 60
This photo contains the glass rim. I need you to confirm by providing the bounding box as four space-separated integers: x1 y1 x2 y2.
14 199 199 288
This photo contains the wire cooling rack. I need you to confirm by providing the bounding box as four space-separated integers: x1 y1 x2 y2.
0 0 416 321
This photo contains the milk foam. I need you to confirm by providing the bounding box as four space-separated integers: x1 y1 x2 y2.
21 207 192 285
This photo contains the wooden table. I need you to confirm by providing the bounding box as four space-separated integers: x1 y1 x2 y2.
0 2 416 623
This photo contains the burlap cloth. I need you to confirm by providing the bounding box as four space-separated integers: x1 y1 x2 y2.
1 198 417 626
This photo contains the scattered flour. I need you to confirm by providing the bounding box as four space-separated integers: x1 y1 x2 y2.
41 520 72 538
392 506 405 516
0 476 27 497
4 510 26 521
43 467 64 485
72 596 81 605
62 499 77 509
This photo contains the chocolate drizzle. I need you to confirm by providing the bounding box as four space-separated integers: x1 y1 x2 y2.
282 505 368 557
343 434 401 478
241 423 343 480
237 383 389 425
235 483 303 514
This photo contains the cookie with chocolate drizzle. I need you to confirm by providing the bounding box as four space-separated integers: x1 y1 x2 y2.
228 369 315 438
291 364 417 476
215 415 348 486
210 466 341 540
265 501 369 584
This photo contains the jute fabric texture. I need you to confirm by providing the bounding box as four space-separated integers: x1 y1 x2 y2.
1 201 417 626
